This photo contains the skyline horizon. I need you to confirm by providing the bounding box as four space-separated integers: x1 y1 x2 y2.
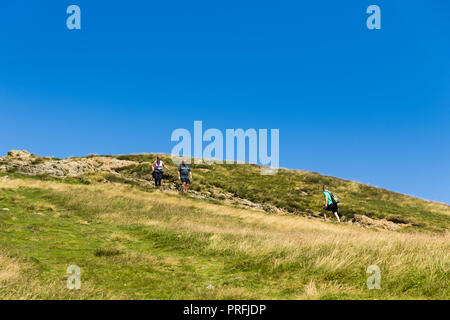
1 1 449 204
1 147 448 205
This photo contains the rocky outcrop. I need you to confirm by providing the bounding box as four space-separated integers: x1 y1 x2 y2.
350 214 411 231
7 150 32 158
0 150 137 178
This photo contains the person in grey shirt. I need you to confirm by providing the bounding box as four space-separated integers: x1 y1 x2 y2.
177 160 192 193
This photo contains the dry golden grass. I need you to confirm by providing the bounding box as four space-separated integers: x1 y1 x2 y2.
0 250 21 284
0 250 103 300
2 178 449 259
0 177 448 299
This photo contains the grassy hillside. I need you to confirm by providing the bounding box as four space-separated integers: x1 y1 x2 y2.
0 153 448 299
111 154 450 233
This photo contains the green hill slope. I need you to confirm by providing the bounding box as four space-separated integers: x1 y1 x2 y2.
0 151 448 299
111 154 449 233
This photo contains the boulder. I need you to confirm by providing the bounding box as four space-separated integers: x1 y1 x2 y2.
7 150 32 158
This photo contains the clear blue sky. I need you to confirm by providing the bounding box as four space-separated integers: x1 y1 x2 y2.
0 1 449 203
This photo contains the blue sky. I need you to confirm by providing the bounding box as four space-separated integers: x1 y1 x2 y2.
0 1 449 203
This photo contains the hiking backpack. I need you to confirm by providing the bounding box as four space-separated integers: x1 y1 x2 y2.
329 192 340 204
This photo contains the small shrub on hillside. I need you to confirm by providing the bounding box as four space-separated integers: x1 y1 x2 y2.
94 248 122 257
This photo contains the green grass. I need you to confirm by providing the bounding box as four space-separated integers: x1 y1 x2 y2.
110 154 450 232
0 177 448 299
0 171 91 185
0 154 448 299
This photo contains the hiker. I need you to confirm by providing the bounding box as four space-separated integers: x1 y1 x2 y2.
177 160 192 193
322 185 341 222
152 156 169 187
